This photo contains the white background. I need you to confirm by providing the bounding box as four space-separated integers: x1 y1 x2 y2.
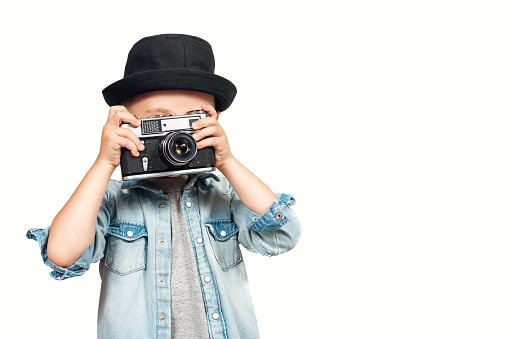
2 1 508 338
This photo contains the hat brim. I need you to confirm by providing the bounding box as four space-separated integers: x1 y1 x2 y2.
102 68 237 112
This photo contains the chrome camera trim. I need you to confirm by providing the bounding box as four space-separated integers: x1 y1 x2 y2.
122 167 215 181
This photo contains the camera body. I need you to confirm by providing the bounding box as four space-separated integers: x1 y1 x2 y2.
119 109 215 180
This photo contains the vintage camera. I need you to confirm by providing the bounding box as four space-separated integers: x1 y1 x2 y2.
119 109 215 180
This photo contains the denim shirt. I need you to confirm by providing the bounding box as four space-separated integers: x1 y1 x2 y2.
26 173 301 339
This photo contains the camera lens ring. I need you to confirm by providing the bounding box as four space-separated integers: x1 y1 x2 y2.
160 132 198 166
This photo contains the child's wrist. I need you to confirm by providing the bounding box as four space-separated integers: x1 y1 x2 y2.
216 154 237 173
93 157 116 176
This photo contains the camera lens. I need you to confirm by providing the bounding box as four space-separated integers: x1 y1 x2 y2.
160 132 197 166
175 140 189 155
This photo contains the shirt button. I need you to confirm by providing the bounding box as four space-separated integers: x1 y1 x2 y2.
276 212 283 220
212 313 220 320
204 275 211 283
220 230 227 237
158 202 165 208
159 277 165 284
126 231 134 238
159 237 166 244
196 237 203 244
160 314 166 321
185 201 192 208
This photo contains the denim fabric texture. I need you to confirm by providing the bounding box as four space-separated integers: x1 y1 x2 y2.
26 173 301 339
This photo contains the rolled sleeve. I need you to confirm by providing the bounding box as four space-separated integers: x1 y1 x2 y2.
247 193 296 232
232 190 301 256
26 179 118 281
26 226 94 281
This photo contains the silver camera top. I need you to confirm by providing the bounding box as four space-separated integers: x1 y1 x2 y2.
121 110 208 138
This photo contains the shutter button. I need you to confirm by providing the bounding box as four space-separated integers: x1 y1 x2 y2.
127 231 134 237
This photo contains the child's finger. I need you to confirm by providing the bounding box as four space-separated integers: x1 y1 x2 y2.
192 126 219 142
108 111 141 127
115 135 141 157
201 103 217 118
196 136 219 150
115 127 145 152
192 116 218 130
107 105 129 121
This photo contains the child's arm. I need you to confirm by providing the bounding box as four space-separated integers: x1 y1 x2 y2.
193 103 300 257
217 157 277 215
192 104 277 215
47 105 144 267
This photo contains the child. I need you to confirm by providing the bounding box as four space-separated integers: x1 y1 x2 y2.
26 33 301 339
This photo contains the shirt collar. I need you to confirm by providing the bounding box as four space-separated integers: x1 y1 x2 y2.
120 172 220 192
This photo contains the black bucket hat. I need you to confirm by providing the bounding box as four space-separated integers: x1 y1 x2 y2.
102 34 237 112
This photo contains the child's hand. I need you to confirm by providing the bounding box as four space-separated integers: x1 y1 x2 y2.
97 105 145 170
192 104 233 170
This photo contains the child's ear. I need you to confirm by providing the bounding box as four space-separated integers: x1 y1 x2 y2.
216 111 221 119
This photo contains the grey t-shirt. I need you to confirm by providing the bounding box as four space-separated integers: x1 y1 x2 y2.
147 176 209 339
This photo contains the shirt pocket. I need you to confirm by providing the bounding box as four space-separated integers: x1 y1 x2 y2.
105 221 148 276
205 220 242 271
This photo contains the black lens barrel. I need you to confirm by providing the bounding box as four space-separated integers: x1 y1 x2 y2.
160 132 197 166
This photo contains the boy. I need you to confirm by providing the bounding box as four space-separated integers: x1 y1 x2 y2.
26 34 301 339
